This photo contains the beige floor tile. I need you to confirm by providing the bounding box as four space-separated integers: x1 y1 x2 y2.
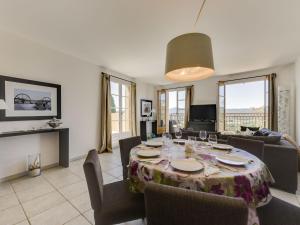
29 202 79 225
22 191 65 218
100 160 121 171
64 215 91 225
106 166 123 178
270 188 300 207
118 219 145 225
0 181 14 197
15 220 30 225
58 180 88 200
0 205 26 225
45 173 82 188
11 176 48 192
83 209 94 225
102 172 117 184
0 192 19 211
69 192 91 213
15 181 55 203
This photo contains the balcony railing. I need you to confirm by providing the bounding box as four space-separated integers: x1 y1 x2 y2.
224 113 267 131
169 112 267 132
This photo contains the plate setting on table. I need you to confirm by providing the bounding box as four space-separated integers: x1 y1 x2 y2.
171 158 204 172
145 141 163 147
213 143 234 150
216 155 248 166
136 149 161 158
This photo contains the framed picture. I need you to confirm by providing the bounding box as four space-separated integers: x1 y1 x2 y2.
0 75 61 121
141 99 152 117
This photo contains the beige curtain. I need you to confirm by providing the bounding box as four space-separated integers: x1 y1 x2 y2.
218 81 225 131
267 73 277 131
184 86 193 128
130 83 137 136
99 73 112 153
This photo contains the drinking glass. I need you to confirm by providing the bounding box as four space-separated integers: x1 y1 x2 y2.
208 134 217 146
188 136 196 147
175 129 182 139
199 130 207 141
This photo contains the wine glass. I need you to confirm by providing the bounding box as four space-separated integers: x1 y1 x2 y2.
175 128 182 140
199 130 207 142
208 134 217 147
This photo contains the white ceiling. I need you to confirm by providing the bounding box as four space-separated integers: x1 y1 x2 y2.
0 0 299 84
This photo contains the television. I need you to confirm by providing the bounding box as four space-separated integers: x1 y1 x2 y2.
190 104 216 121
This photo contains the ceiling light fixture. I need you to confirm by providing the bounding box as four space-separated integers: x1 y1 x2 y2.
165 0 214 82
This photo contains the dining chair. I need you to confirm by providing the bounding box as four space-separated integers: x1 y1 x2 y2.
83 149 145 225
144 183 248 225
257 196 300 225
119 136 142 180
228 137 264 160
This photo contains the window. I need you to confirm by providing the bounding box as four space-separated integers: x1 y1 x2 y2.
111 80 130 144
167 89 186 128
218 77 269 132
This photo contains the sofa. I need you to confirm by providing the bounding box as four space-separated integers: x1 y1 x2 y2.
218 134 298 194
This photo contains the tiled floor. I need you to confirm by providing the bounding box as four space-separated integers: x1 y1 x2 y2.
0 149 299 225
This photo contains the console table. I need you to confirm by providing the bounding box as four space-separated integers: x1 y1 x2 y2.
0 128 69 167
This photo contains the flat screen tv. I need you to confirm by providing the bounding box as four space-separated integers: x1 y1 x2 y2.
190 104 216 121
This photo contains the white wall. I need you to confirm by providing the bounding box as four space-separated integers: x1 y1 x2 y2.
160 64 296 137
0 30 101 179
0 31 157 179
136 80 157 135
295 58 300 144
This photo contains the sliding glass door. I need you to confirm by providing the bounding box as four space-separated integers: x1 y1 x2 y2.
111 80 131 145
218 77 269 132
167 89 186 129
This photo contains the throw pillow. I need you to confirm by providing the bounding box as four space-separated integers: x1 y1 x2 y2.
241 126 260 132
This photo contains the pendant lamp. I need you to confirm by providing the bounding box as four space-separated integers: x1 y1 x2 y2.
165 0 214 82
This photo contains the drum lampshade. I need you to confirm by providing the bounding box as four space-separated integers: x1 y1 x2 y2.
165 33 214 82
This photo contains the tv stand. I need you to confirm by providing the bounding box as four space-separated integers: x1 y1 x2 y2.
188 121 216 132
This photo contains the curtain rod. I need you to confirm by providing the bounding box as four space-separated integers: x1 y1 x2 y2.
161 85 193 91
218 73 276 83
101 72 136 84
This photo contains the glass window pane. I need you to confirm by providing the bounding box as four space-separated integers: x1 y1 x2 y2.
122 84 130 97
112 120 119 133
178 91 185 100
112 95 119 108
122 96 129 109
111 82 119 95
178 100 185 110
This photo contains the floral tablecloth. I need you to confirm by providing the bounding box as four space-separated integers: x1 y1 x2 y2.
128 143 274 225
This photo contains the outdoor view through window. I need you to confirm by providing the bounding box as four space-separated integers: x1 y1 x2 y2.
221 79 269 132
111 80 130 144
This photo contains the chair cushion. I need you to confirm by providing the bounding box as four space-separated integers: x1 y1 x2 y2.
94 180 145 224
257 197 300 225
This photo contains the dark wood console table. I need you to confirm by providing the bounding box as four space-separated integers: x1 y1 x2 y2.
0 128 69 167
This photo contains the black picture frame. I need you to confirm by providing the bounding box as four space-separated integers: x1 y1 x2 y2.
0 75 61 121
140 99 152 117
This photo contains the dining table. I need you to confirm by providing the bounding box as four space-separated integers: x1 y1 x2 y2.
128 139 274 225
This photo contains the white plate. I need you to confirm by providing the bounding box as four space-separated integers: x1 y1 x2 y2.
145 141 163 147
171 159 204 172
136 150 161 158
173 139 186 144
213 144 234 150
216 155 248 166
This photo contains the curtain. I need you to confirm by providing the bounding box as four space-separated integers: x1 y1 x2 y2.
130 83 137 136
184 86 193 128
217 81 225 131
157 89 166 134
267 73 277 130
99 73 112 153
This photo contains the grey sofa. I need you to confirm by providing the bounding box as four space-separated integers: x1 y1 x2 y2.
218 134 298 194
